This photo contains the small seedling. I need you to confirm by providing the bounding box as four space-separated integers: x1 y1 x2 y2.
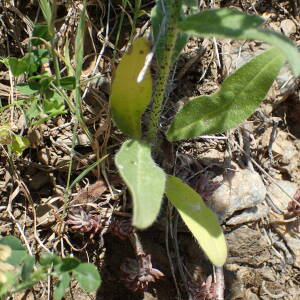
110 0 300 267
0 236 101 299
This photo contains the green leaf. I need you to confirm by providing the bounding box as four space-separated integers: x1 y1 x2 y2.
40 253 61 266
43 92 65 114
183 0 197 6
14 278 40 293
75 0 86 82
0 271 17 296
0 236 28 266
25 98 41 121
38 0 52 31
17 73 52 95
110 38 153 139
115 140 166 229
178 8 300 76
137 9 148 18
6 53 43 76
165 175 227 266
73 263 101 292
53 76 76 90
167 48 285 141
151 1 189 65
11 135 30 155
21 256 35 280
24 53 39 74
54 273 70 300
16 84 39 95
56 257 80 273
32 24 51 46
7 57 28 76
32 49 50 65
179 8 264 37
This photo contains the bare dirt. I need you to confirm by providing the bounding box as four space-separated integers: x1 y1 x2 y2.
0 1 299 299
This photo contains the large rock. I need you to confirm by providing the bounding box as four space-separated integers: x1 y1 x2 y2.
226 225 271 266
209 166 266 222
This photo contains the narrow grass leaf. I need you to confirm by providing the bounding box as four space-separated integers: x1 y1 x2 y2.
110 38 153 139
167 48 285 141
115 140 166 229
178 8 300 76
69 155 108 190
38 0 52 31
165 175 227 266
75 0 86 82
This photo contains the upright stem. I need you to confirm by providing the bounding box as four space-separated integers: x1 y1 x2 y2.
146 0 182 145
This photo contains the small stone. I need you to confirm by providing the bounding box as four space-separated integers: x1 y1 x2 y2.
269 22 281 33
209 165 266 221
226 205 269 226
77 133 91 146
28 129 43 148
37 148 50 165
259 268 276 281
280 19 296 36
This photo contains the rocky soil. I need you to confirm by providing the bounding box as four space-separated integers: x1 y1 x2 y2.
0 0 299 299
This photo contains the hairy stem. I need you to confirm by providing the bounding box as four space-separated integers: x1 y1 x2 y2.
146 0 182 144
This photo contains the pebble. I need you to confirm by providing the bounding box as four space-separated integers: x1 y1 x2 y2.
280 19 297 36
226 205 269 226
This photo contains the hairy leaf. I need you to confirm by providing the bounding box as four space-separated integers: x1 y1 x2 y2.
178 8 300 76
167 48 285 141
110 38 152 139
165 175 227 266
115 140 166 229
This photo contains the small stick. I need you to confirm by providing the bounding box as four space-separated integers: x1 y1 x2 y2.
268 119 279 164
214 266 225 300
129 231 145 256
